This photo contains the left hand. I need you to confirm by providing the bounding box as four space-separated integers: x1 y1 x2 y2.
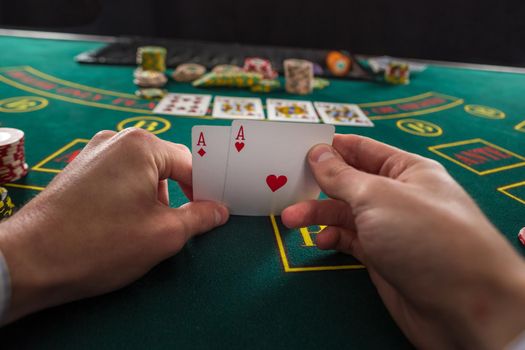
0 128 229 324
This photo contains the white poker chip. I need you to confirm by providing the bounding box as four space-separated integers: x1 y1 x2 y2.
0 128 24 147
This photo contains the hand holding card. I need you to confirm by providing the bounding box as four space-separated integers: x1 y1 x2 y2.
192 120 334 216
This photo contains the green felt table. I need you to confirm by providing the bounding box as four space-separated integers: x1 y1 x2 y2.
0 34 524 349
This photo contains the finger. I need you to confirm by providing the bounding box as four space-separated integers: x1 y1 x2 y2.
333 134 428 178
155 140 193 186
316 226 364 262
281 199 356 231
308 144 376 203
157 180 169 206
179 183 193 201
160 201 229 253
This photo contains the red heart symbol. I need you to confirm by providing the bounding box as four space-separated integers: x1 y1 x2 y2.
235 142 245 152
266 175 287 192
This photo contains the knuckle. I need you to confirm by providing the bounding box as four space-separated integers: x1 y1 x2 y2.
351 178 377 204
424 158 446 172
173 142 191 154
326 164 354 185
116 127 155 151
119 127 151 141
91 130 116 142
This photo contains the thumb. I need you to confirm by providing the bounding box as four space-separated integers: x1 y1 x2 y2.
308 144 376 205
160 201 229 253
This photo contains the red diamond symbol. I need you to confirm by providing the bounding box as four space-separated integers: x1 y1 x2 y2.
197 148 206 157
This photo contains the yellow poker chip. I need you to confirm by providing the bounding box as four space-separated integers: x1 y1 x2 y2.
135 88 167 99
0 187 15 220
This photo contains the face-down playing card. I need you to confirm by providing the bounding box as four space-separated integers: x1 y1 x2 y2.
222 120 335 216
191 126 230 202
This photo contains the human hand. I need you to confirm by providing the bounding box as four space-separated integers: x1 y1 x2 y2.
282 134 525 349
0 128 229 324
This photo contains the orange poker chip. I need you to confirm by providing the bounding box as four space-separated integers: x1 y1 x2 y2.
326 51 352 77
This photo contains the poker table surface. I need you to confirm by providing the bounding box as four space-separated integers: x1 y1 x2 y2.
0 33 524 349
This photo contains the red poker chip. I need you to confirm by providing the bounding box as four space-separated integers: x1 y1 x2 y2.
0 144 24 153
0 145 24 155
0 162 26 171
0 152 25 161
0 163 28 174
518 228 525 247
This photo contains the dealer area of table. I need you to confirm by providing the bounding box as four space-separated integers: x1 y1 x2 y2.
0 33 524 349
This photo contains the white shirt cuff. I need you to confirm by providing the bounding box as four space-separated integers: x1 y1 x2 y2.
0 249 11 323
508 330 525 350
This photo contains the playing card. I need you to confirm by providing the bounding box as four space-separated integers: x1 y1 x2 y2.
154 93 212 117
314 102 374 127
266 98 319 123
191 126 230 202
212 96 265 120
222 120 334 216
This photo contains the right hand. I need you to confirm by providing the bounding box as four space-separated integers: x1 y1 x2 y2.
282 134 525 349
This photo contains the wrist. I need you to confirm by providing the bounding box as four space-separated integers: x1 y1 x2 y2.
0 210 62 324
456 259 525 349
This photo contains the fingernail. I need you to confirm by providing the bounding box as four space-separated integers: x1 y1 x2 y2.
214 206 229 226
310 144 335 163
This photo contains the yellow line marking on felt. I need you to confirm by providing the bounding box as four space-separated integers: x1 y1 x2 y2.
0 75 154 115
464 104 506 119
396 119 443 137
0 96 48 113
270 215 365 272
4 183 45 191
498 181 525 205
32 139 90 173
24 66 140 99
515 120 525 132
368 99 464 121
428 138 525 175
116 116 172 135
358 92 434 107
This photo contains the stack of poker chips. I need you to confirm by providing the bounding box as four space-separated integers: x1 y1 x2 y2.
172 63 207 82
243 57 278 80
284 59 314 95
0 187 15 220
385 62 410 85
136 46 167 73
0 128 28 184
133 68 168 88
134 46 168 92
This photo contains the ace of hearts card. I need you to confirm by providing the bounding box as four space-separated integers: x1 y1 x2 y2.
222 120 334 215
